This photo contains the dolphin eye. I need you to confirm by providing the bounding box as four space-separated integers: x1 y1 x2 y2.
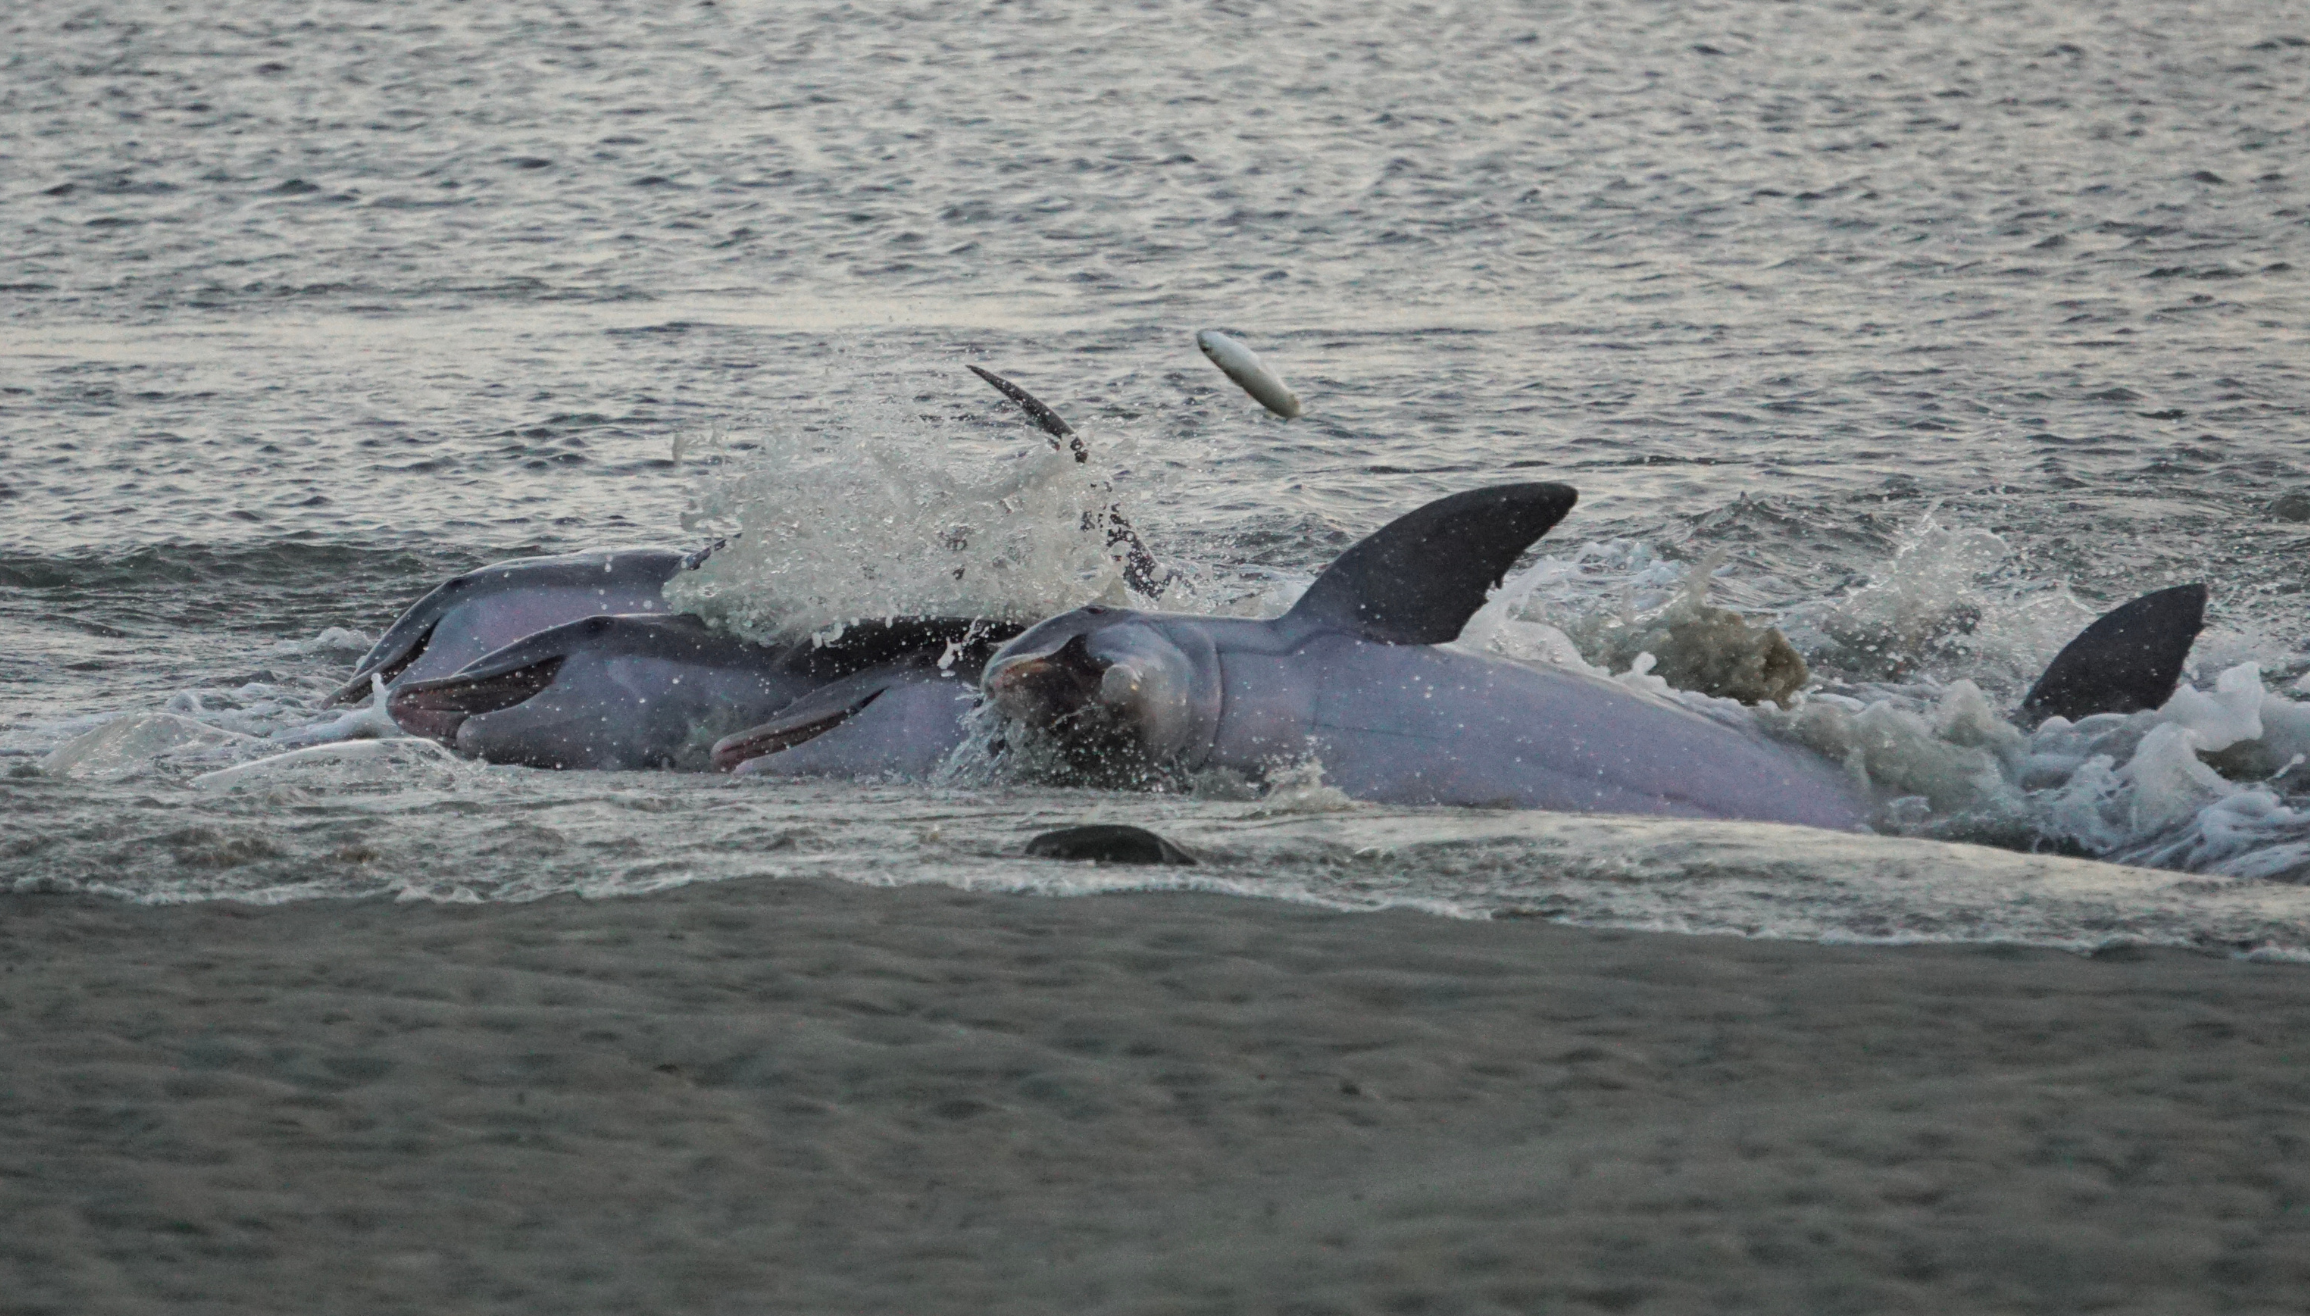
1083 606 1108 616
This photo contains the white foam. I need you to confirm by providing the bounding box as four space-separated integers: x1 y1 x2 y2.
40 713 260 779
1434 507 2310 889
261 626 374 657
189 739 464 792
263 678 404 748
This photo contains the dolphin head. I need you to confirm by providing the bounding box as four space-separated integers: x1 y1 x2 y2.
386 619 603 762
386 613 808 770
982 606 1222 776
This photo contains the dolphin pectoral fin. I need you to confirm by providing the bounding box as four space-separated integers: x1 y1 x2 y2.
2017 583 2209 728
1283 483 1580 645
386 656 567 743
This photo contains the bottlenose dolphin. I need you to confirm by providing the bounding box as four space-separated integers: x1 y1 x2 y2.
389 613 1020 771
980 485 2211 832
329 547 695 704
387 611 795 769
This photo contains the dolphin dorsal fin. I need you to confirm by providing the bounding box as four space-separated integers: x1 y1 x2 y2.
1283 483 1579 644
2017 583 2208 727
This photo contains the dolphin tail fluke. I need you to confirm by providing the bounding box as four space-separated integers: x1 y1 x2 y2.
968 364 1085 458
966 365 1169 597
1283 483 1581 645
2016 583 2208 728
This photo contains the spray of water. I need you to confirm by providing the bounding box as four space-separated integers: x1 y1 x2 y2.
664 384 1148 643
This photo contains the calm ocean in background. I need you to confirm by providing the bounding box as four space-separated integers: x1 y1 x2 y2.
6 0 2310 949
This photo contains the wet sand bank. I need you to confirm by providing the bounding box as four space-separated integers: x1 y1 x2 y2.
4 878 2308 1314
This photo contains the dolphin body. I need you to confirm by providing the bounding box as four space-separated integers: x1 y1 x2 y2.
389 612 1019 771
980 485 2210 833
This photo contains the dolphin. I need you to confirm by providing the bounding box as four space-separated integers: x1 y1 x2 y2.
389 612 1021 771
979 485 2213 832
328 546 695 705
981 483 1872 829
366 367 1161 771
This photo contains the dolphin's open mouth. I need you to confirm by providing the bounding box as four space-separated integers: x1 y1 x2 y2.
387 656 565 745
984 634 1108 730
985 633 1174 782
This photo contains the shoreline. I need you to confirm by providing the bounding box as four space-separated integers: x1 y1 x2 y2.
6 877 2309 1313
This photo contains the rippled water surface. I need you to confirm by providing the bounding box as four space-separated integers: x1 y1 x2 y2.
7 0 2310 947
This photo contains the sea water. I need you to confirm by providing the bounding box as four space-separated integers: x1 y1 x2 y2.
6 0 2310 952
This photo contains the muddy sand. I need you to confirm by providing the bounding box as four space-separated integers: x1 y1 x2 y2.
5 878 2308 1314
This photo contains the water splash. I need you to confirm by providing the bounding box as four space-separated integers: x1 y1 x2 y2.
1441 508 2310 884
664 385 1147 643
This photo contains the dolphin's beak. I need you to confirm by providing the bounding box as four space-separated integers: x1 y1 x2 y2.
709 690 882 772
386 657 565 745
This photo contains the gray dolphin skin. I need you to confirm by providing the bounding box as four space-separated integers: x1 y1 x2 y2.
714 659 984 780
389 613 1021 771
982 484 1877 830
709 617 1023 778
330 547 692 704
